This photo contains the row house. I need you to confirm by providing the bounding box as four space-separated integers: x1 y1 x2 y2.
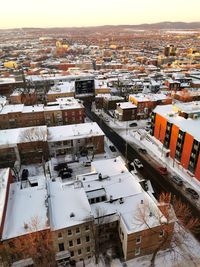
10 89 38 105
0 97 85 129
150 103 200 181
129 93 172 120
0 126 48 167
173 89 200 102
0 78 24 98
48 122 104 158
115 102 137 121
0 122 104 168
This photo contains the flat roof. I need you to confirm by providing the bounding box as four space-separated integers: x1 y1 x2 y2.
117 102 137 109
2 178 48 240
48 180 92 230
129 93 170 102
78 157 166 234
48 122 104 142
47 81 75 95
0 126 47 147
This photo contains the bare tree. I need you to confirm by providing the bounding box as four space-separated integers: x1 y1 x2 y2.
84 207 119 264
0 216 56 267
134 192 200 267
19 127 48 173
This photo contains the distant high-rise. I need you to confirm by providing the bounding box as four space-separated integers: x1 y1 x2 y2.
164 45 176 57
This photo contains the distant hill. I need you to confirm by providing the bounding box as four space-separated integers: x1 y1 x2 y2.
1 21 200 32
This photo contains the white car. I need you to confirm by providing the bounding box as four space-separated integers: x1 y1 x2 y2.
133 159 143 169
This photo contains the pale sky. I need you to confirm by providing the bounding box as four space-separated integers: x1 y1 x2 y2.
1 0 200 28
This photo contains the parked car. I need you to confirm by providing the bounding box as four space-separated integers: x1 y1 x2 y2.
133 159 143 169
171 175 183 186
145 126 151 131
61 172 72 179
138 148 147 154
109 145 117 152
129 122 138 127
54 162 68 171
66 168 73 173
21 169 29 180
83 161 91 167
185 188 199 199
158 167 168 175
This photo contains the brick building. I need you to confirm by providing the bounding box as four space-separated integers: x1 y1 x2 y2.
129 93 172 120
0 97 85 129
115 102 137 121
0 157 174 265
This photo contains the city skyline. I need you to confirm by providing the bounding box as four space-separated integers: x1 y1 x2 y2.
1 0 200 29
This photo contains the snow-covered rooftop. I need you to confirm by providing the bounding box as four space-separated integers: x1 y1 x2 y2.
2 177 48 240
48 122 104 142
0 98 83 114
77 157 166 234
48 180 92 231
117 102 137 109
154 104 200 142
0 126 47 148
174 101 200 114
129 93 170 102
47 81 75 95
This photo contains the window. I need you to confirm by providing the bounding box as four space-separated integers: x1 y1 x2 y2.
77 238 81 245
58 232 63 239
78 249 82 255
159 230 164 237
76 227 80 234
86 247 90 253
135 247 140 256
70 251 74 257
121 232 124 240
85 225 89 231
69 240 73 247
68 229 72 235
86 235 90 242
58 243 65 252
136 236 141 244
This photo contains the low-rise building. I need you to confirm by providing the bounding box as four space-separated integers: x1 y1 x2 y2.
47 82 75 102
129 93 172 119
115 102 137 121
0 97 85 129
48 122 104 158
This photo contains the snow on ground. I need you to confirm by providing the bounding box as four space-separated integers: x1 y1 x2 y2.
95 107 200 208
79 226 200 267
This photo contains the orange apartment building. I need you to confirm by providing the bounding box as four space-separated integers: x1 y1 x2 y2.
150 102 200 181
129 93 172 120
